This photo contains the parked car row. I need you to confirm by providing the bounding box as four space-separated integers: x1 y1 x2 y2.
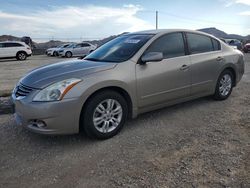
46 42 97 58
243 43 250 53
0 41 32 60
219 38 250 53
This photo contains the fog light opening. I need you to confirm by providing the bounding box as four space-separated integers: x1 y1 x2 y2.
29 120 47 128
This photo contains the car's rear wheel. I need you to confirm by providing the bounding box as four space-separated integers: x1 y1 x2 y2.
65 51 72 58
213 70 233 100
16 52 27 61
81 90 128 139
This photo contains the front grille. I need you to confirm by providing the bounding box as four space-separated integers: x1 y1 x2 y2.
15 84 33 98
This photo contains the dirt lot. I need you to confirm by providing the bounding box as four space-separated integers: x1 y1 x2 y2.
0 54 250 188
0 55 76 96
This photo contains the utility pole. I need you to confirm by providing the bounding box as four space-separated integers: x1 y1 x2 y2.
156 11 158 30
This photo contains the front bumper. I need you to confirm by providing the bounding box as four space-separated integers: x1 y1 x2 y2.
12 93 82 135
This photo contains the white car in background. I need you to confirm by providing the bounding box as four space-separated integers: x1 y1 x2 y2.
58 42 97 58
0 41 32 60
46 43 72 56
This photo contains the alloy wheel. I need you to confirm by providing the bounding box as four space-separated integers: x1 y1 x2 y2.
93 99 123 133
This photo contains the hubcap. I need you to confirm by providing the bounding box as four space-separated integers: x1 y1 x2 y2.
19 53 25 60
219 74 232 97
66 52 71 57
93 99 123 133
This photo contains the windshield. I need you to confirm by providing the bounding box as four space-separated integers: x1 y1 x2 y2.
85 34 153 63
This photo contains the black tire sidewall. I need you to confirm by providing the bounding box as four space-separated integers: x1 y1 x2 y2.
82 90 128 139
214 70 233 100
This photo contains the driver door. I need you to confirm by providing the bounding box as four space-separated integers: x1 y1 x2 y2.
136 32 191 108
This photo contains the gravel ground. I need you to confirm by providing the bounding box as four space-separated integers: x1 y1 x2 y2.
0 54 249 188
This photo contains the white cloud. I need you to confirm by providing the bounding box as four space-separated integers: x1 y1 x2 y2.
235 0 250 5
222 0 250 6
0 5 153 40
239 10 250 15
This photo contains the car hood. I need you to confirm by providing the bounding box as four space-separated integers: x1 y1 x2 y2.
47 48 58 51
20 60 116 89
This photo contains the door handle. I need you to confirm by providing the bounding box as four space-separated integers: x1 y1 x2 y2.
216 56 223 61
180 64 189 71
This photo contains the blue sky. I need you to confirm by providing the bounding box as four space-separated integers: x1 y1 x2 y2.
0 0 249 42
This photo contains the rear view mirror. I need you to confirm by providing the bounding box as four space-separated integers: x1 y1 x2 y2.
140 52 163 64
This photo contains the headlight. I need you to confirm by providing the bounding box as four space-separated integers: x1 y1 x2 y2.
33 78 81 102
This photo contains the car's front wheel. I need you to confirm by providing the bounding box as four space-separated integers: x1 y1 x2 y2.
65 51 72 58
16 52 27 60
213 70 234 100
81 90 128 139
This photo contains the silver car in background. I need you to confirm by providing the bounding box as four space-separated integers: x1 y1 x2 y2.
12 29 244 139
58 42 97 58
46 43 72 56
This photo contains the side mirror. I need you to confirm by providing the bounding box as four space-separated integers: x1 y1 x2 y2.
140 52 163 65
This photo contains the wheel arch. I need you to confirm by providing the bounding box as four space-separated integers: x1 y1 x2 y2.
16 50 27 56
79 86 134 132
220 66 237 87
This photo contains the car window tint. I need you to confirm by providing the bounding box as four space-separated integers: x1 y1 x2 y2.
82 43 90 47
187 33 213 54
212 39 221 51
5 43 23 47
0 43 4 48
145 33 185 59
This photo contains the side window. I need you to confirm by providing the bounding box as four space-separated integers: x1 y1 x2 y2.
186 33 213 54
4 43 23 47
212 39 221 51
82 43 90 47
0 43 4 48
75 44 82 48
145 32 185 59
5 43 14 47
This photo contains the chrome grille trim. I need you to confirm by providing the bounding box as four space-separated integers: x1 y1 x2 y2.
15 84 34 98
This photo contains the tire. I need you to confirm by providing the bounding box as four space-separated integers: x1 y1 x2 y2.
81 90 128 139
53 51 58 56
16 52 27 61
65 51 72 58
213 70 234 100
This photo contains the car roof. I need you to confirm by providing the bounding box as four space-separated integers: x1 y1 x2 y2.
0 41 24 44
130 29 214 37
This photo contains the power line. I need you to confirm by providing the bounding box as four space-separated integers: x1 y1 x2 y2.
141 10 243 26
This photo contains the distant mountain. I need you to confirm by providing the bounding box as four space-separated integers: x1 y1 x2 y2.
198 27 250 41
0 29 249 50
0 35 20 42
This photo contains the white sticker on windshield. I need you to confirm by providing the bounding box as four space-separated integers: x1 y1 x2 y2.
124 39 140 44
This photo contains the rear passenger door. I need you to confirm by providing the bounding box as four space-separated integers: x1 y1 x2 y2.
81 43 91 55
73 44 83 55
186 33 222 95
0 43 5 58
4 42 23 57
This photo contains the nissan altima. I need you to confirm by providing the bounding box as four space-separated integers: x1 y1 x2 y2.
12 29 245 139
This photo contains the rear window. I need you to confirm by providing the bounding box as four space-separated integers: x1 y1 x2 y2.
82 43 90 47
187 33 213 54
212 38 221 51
